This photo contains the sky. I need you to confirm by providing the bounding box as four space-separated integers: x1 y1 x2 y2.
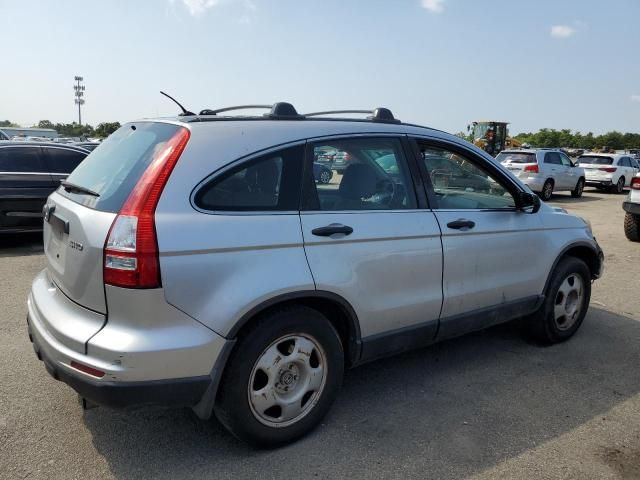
1 0 639 135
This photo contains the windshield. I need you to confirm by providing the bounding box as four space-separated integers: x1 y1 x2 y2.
58 122 184 212
578 156 613 165
472 124 489 141
496 152 537 164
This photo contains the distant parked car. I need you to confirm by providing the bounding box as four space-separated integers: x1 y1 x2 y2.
577 153 640 194
496 149 586 201
623 174 640 241
331 150 353 173
313 162 333 184
0 142 89 233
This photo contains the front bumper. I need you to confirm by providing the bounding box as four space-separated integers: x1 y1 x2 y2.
623 201 640 215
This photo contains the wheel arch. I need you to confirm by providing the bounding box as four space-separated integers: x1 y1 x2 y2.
227 290 362 367
543 241 603 293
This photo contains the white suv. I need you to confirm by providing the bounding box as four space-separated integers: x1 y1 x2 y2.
623 174 640 241
577 153 640 194
496 149 586 201
27 103 603 446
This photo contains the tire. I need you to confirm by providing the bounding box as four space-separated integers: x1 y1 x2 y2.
319 169 332 184
539 179 554 201
624 212 640 242
614 176 625 194
526 257 591 345
214 305 344 447
571 178 585 198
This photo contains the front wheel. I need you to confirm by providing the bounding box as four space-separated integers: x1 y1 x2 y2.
624 212 640 241
214 306 344 447
526 257 591 344
571 178 585 198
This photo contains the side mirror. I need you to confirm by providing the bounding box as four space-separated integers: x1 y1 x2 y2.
517 191 541 213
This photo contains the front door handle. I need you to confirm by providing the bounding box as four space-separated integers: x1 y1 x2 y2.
446 219 475 230
312 223 354 237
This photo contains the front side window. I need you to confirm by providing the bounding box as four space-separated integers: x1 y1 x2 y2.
419 144 516 210
195 144 304 211
0 147 43 172
307 137 416 211
560 153 573 167
45 148 87 173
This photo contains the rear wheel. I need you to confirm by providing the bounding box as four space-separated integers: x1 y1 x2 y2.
571 178 585 198
319 169 332 184
613 176 625 194
526 257 591 344
539 179 554 201
214 306 344 447
624 212 640 242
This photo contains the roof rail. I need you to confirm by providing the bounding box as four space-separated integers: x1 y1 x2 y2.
199 105 272 115
304 107 400 124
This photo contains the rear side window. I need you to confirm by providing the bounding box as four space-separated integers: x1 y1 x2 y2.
194 145 304 211
495 152 536 164
45 147 87 173
59 122 184 212
0 147 44 172
578 156 613 165
544 152 562 165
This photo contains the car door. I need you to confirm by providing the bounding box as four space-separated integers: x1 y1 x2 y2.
620 157 635 186
42 146 88 183
560 152 579 189
411 137 549 340
544 152 568 189
299 135 443 359
0 145 54 231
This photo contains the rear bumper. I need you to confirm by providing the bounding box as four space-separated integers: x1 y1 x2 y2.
585 179 612 186
623 201 640 215
27 318 210 408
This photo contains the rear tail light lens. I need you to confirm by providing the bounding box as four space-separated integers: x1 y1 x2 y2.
631 177 640 190
104 127 190 289
523 164 539 173
598 167 617 173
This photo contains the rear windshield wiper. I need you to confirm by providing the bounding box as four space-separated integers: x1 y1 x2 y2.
61 180 100 197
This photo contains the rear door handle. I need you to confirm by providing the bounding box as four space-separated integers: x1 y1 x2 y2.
446 219 475 230
312 223 353 237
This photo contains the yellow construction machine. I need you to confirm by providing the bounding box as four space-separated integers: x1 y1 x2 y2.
469 121 521 156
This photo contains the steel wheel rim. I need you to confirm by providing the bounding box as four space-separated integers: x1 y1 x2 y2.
553 273 584 331
248 334 327 428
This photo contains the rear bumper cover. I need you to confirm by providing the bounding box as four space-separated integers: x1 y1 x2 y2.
623 201 640 215
27 314 211 409
585 180 612 186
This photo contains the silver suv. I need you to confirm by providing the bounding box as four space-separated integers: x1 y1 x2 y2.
496 149 586 201
27 104 603 446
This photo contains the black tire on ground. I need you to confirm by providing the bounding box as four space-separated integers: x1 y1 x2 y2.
613 177 625 194
539 179 554 201
571 178 585 198
214 305 344 447
526 256 591 345
624 212 640 242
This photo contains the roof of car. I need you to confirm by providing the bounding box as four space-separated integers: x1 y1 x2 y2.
0 141 90 152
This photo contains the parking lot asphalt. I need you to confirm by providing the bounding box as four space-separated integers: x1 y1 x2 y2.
1 189 639 480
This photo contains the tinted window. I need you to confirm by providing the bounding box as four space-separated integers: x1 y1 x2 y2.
195 145 304 211
619 157 630 167
420 144 515 210
578 156 613 165
60 122 183 213
0 147 43 172
544 152 562 165
46 147 87 173
496 152 537 164
560 153 573 167
307 138 416 211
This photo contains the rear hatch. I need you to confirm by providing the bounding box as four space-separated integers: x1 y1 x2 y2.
496 151 537 177
41 122 186 345
577 156 614 178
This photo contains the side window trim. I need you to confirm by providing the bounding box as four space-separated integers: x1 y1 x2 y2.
190 140 305 215
300 135 421 212
409 136 524 212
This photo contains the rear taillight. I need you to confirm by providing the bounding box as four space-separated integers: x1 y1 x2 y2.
343 153 353 162
523 164 539 173
104 127 190 288
598 167 617 173
631 177 640 190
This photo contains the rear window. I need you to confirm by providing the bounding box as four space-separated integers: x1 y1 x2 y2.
58 122 183 212
578 156 613 165
496 152 536 164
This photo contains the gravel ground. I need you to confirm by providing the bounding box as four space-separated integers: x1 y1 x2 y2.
1 188 639 480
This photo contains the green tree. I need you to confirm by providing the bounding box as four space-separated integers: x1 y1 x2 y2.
36 120 55 129
95 122 121 138
0 120 19 127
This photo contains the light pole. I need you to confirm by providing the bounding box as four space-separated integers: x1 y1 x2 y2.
73 76 85 125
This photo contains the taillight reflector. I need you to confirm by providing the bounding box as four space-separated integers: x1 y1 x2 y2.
104 127 190 288
70 361 105 378
598 167 617 173
631 177 640 190
523 164 539 173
